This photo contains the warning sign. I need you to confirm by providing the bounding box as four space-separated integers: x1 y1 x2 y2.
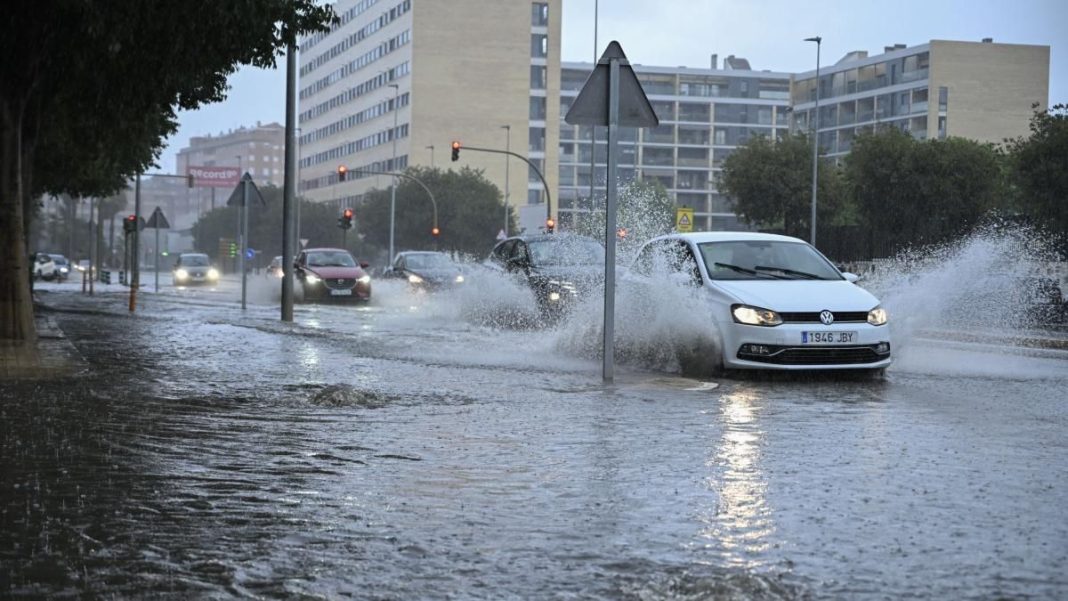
676 207 694 233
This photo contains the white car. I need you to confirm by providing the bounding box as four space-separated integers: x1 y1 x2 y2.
627 232 891 375
33 253 57 280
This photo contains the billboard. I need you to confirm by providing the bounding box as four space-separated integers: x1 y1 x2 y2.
187 166 240 188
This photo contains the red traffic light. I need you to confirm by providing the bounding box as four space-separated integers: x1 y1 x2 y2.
617 227 628 239
126 214 136 222
343 208 354 219
337 165 348 182
451 140 461 161
545 218 555 232
431 226 440 236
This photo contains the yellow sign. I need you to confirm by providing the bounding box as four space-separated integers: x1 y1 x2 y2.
676 207 694 232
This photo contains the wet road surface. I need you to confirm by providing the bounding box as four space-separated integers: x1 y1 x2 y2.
2 278 1067 599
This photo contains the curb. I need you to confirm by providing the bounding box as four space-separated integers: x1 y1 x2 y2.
0 313 87 381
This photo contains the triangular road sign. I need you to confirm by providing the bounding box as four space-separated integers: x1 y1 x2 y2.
145 206 170 229
565 41 659 128
300 238 309 248
226 172 267 207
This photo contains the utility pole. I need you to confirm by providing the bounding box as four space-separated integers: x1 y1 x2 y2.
281 40 297 321
501 125 511 236
805 36 822 247
388 82 400 263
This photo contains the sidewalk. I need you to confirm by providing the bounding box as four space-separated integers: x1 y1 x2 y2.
0 307 86 380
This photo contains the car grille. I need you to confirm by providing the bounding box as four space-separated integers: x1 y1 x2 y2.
325 278 356 290
779 311 869 323
738 344 889 365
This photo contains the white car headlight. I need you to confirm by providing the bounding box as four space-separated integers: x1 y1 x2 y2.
175 269 189 279
207 268 220 279
306 274 321 284
454 274 465 283
731 304 783 326
358 275 371 284
867 306 888 326
408 274 424 284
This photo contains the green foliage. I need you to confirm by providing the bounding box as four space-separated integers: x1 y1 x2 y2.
572 180 675 255
192 185 354 261
719 132 846 238
845 128 1005 254
356 167 510 260
1006 104 1068 242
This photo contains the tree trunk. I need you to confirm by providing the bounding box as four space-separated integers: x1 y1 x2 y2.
0 101 38 344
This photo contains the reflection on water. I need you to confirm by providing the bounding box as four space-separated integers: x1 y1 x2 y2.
699 387 773 567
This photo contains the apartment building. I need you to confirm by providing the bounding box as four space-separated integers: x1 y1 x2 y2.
791 39 1049 157
176 121 286 187
557 59 793 231
298 0 561 233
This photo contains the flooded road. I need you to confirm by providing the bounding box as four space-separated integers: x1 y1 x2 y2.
3 280 1067 599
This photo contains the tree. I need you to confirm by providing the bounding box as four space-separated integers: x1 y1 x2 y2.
1 2 335 344
719 132 846 239
1006 103 1068 247
357 167 509 260
845 128 1004 256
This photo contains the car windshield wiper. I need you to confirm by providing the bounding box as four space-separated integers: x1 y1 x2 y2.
714 262 785 279
754 265 824 280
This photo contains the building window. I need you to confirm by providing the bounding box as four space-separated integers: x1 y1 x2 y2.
531 2 549 26
531 34 548 58
529 127 545 152
529 96 546 120
938 86 948 112
530 65 547 89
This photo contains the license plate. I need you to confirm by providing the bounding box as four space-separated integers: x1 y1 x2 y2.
330 289 353 296
801 331 856 344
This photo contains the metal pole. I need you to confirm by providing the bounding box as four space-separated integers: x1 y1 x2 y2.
806 36 822 246
282 41 297 321
240 177 248 310
590 0 598 228
388 83 399 263
129 173 141 312
154 224 160 292
426 145 435 168
89 198 95 296
603 58 620 383
502 125 510 236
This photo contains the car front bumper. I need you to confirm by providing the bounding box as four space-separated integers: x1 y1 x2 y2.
722 322 891 370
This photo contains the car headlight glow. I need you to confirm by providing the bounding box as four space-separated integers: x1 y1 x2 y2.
408 274 424 284
731 304 783 326
175 269 189 279
207 268 220 279
306 274 321 284
548 292 562 301
358 275 371 284
454 274 465 283
867 306 888 326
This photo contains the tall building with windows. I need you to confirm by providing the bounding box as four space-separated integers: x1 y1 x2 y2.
176 121 285 187
557 60 793 232
298 0 561 234
791 39 1049 158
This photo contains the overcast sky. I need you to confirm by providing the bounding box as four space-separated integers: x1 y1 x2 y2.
160 0 1067 172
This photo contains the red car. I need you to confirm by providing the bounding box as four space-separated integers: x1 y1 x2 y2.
294 247 372 302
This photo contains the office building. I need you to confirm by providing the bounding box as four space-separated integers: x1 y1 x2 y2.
176 121 286 187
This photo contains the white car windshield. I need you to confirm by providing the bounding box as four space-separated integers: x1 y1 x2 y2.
181 255 210 267
307 251 356 267
697 241 842 280
528 238 604 266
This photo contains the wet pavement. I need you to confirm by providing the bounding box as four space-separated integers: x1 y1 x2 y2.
2 277 1067 599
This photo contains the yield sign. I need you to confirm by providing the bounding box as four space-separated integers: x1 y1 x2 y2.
565 41 659 127
145 206 170 229
226 172 267 207
300 238 309 248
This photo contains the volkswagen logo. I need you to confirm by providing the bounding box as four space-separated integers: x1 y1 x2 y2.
819 310 835 325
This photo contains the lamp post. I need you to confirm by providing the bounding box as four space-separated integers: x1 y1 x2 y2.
388 82 400 263
589 0 599 226
426 145 434 168
804 36 822 247
501 124 510 236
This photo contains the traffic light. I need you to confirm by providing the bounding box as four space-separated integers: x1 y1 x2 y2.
617 227 628 239
431 226 440 237
337 165 348 182
123 214 137 234
228 242 238 258
545 217 555 233
451 141 461 161
338 207 354 230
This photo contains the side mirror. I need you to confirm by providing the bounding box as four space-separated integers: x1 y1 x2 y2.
842 272 860 283
359 261 370 269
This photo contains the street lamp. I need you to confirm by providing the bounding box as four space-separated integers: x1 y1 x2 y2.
388 82 399 263
804 36 822 247
501 124 510 236
426 145 434 168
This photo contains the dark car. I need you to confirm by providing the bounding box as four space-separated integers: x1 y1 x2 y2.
1018 276 1067 326
384 251 465 291
483 233 605 319
172 253 220 286
294 247 371 302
